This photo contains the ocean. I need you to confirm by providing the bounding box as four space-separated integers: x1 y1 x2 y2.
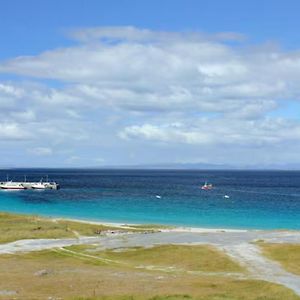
0 169 299 230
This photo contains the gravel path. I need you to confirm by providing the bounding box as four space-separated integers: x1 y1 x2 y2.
221 243 300 295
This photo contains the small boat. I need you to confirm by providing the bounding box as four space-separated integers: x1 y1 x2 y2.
0 175 60 190
224 195 230 199
0 181 27 190
31 177 59 190
201 182 213 190
31 181 47 189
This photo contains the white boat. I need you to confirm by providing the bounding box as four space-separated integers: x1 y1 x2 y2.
31 181 48 189
1 175 60 190
30 178 60 190
0 181 27 190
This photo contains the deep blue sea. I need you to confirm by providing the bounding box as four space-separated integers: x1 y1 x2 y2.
0 169 300 230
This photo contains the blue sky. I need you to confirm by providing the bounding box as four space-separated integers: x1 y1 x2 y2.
1 0 300 167
2 0 300 59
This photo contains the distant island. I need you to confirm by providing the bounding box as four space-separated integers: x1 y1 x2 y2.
3 162 300 170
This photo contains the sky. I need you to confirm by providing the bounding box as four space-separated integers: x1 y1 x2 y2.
1 0 300 168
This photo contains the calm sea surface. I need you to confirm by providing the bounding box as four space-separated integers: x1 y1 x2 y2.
0 169 300 229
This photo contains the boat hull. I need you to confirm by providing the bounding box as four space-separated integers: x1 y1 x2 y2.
0 180 60 190
1 186 27 190
31 186 47 189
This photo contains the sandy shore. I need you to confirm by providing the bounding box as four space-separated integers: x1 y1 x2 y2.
56 217 250 233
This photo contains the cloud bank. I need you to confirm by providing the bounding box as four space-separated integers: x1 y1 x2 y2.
1 27 300 166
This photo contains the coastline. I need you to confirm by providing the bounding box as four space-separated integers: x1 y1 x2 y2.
56 216 251 233
2 170 300 232
29 210 300 233
1 210 300 297
0 208 297 233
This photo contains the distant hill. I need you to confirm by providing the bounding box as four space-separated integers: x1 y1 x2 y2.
101 162 300 170
120 162 236 170
4 162 300 171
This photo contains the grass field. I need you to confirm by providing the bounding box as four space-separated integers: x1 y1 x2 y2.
65 244 244 273
0 212 299 300
259 243 300 275
0 245 299 300
0 212 140 243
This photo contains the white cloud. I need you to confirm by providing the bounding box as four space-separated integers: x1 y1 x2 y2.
0 83 24 98
0 28 299 117
12 110 36 122
28 147 53 156
65 155 80 164
0 122 32 140
0 27 300 166
94 157 105 164
120 117 300 146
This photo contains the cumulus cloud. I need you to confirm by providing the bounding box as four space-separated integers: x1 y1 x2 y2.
0 122 33 140
119 117 300 146
0 27 299 115
0 26 300 166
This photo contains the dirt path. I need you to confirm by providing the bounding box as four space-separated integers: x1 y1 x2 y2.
221 243 300 295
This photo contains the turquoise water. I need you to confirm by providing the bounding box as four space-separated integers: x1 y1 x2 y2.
0 169 300 229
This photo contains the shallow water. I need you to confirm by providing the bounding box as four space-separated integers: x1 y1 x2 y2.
0 169 300 229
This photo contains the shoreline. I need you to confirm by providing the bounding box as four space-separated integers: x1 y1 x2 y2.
1 210 300 296
1 209 299 233
56 217 300 234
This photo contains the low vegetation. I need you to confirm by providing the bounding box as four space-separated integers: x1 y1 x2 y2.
0 212 299 299
0 212 133 243
66 244 244 273
259 243 300 275
0 247 298 300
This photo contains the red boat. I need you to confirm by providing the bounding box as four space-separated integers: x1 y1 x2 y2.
201 182 213 190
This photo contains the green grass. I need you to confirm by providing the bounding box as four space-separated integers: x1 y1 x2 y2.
72 297 194 300
0 212 133 243
0 246 299 300
0 212 299 300
69 279 300 300
66 244 244 273
259 243 300 275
